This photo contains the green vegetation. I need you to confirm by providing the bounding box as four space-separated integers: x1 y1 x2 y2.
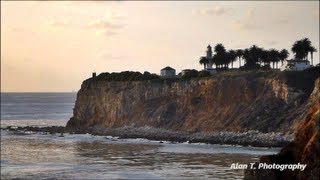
94 71 161 81
91 69 213 82
199 37 317 70
90 66 319 85
180 69 211 80
90 38 318 83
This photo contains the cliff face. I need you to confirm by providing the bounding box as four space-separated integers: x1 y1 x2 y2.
244 78 320 179
66 71 318 134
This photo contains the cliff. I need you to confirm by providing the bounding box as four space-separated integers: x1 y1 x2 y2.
67 68 319 138
244 77 319 179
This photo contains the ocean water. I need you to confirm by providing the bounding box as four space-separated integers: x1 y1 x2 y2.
1 93 280 179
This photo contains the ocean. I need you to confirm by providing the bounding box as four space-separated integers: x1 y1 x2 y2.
1 93 280 179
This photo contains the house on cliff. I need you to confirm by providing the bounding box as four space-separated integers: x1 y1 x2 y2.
280 59 311 71
160 66 176 77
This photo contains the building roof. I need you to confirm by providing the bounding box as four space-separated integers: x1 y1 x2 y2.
161 66 175 71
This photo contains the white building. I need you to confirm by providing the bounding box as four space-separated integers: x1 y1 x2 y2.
204 45 217 75
280 59 311 71
160 66 176 77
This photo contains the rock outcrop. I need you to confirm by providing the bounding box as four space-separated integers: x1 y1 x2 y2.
67 69 319 138
244 77 319 179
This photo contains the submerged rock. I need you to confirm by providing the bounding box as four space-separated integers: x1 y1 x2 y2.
1 125 291 147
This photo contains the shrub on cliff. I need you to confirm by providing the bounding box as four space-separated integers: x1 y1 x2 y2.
198 70 211 77
181 69 199 79
94 71 160 81
141 71 161 80
180 69 212 79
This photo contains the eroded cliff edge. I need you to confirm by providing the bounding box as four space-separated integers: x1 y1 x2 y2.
244 77 319 179
67 69 319 143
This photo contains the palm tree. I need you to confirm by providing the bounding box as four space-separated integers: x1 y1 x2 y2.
260 49 269 67
301 38 312 60
291 40 303 60
214 43 226 54
268 49 280 69
257 47 265 66
199 56 209 69
291 38 312 60
309 46 317 65
242 48 250 66
228 50 237 68
279 49 289 66
214 53 228 68
248 45 260 66
236 49 243 68
214 43 228 68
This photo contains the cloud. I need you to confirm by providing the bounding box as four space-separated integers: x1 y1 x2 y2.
87 17 125 37
312 9 319 18
275 18 289 24
231 9 260 30
246 9 254 19
63 1 122 5
94 29 119 37
88 20 123 29
8 27 24 32
232 20 258 30
193 6 230 16
99 53 123 61
47 19 71 27
264 40 278 46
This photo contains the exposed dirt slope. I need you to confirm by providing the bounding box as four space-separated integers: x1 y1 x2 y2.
67 69 319 135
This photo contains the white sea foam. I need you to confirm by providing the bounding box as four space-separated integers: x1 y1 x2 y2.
0 119 68 128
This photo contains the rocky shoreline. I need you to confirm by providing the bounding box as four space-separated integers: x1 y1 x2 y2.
1 125 292 148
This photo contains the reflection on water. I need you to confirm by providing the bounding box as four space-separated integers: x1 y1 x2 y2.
1 119 68 128
1 130 279 179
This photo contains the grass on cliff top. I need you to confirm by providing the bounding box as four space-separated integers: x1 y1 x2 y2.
89 66 319 90
90 70 212 83
93 71 161 81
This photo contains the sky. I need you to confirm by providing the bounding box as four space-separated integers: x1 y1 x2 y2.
1 1 319 92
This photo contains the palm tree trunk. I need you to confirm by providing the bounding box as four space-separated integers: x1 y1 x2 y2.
311 53 313 65
239 57 241 67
